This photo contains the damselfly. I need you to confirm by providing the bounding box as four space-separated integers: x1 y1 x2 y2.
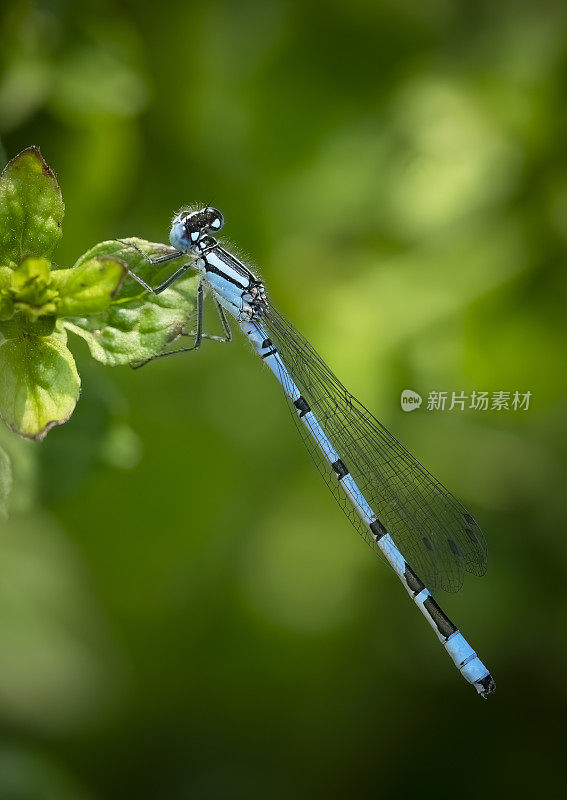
125 206 495 698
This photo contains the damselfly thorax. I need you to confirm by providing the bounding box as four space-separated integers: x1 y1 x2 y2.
190 235 268 323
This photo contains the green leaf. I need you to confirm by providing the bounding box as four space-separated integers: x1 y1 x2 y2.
64 238 200 366
12 255 51 288
0 442 12 517
0 265 11 289
0 146 64 267
0 295 13 320
0 265 13 320
0 328 80 440
1 311 56 339
51 256 126 316
10 256 58 318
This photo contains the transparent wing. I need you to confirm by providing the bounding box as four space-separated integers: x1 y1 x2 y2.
261 304 487 593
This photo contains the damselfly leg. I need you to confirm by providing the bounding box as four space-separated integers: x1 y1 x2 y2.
113 238 231 365
129 282 233 368
113 239 194 295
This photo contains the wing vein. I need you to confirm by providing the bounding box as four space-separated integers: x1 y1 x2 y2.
260 303 487 593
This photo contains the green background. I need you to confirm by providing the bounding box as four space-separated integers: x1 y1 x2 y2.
1 0 566 797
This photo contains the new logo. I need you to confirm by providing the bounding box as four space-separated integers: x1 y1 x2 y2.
401 389 423 412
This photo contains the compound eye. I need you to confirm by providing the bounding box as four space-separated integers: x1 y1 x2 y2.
206 206 224 232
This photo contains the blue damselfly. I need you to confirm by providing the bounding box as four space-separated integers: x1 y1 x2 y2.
125 206 495 698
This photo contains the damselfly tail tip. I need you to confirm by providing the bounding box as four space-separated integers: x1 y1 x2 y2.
475 673 496 699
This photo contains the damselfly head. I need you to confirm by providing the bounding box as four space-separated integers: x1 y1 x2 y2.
169 206 224 252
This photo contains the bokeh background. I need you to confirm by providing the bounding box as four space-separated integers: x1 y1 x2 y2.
1 0 567 797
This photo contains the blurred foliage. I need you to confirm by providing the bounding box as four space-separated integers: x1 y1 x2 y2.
0 0 566 798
